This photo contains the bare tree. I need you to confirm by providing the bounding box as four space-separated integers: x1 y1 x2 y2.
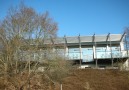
0 2 73 90
0 2 58 89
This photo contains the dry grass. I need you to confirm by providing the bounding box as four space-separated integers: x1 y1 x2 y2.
1 69 129 90
62 69 129 90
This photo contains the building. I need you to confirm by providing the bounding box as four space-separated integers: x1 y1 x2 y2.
21 33 129 69
48 33 129 68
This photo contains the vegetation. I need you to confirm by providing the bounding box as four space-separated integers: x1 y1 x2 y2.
0 69 129 90
0 2 72 90
62 69 129 90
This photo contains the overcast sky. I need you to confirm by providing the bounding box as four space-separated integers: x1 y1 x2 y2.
0 0 129 36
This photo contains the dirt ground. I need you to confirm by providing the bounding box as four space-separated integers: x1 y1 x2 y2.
62 69 129 90
1 69 129 90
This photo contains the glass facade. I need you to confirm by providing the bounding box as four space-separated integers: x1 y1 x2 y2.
64 45 128 62
95 46 125 59
82 48 93 62
68 48 80 59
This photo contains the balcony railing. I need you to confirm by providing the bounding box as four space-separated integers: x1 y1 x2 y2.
18 50 129 62
96 50 128 59
65 50 128 62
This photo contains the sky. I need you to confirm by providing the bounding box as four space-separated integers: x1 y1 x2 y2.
0 0 129 36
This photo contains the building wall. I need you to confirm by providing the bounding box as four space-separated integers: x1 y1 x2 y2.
63 42 127 62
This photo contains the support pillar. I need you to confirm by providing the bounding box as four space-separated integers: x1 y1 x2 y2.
65 46 68 58
79 45 82 65
109 36 113 68
111 59 113 67
120 42 124 51
78 34 82 66
106 45 110 58
106 45 110 51
96 59 98 68
111 49 113 68
93 45 96 59
79 45 82 59
93 45 97 68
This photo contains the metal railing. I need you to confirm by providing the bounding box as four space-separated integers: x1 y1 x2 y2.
65 50 128 61
18 50 128 62
96 50 128 59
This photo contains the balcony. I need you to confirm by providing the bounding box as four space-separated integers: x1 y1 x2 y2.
96 50 128 59
19 50 128 62
65 50 128 62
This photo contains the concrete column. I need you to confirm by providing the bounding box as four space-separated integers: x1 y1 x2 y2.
109 40 113 67
93 45 97 68
93 45 96 59
120 42 124 51
106 45 110 51
79 45 82 59
120 42 125 58
106 45 110 58
65 46 68 58
79 45 82 66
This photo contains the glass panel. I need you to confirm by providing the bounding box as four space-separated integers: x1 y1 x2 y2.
82 48 93 62
96 47 108 58
68 48 80 59
95 46 127 58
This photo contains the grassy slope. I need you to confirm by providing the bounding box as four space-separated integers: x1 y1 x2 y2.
0 69 129 90
62 69 129 90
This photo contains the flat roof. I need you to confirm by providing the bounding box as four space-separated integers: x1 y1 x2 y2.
48 33 125 45
28 33 125 46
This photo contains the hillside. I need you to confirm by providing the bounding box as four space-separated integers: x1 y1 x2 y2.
1 69 129 90
62 69 129 90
